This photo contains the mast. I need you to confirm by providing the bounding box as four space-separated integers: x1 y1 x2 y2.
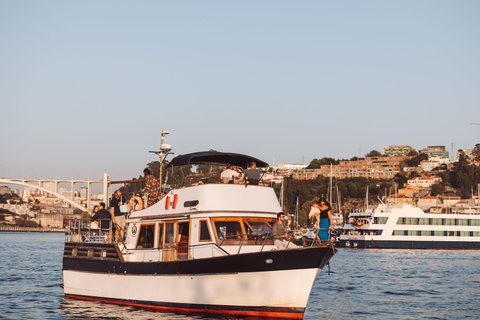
149 130 171 198
366 185 369 211
329 164 333 206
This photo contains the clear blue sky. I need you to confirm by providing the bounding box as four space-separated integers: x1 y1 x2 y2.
1 0 479 183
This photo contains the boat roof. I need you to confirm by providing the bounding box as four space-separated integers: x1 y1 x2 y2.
166 151 269 169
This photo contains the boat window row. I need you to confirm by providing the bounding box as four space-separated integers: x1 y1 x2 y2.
393 230 480 237
373 217 388 224
396 218 480 226
134 217 278 250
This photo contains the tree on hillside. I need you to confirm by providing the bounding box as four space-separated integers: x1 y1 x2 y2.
407 150 419 156
306 157 338 169
473 143 480 161
450 152 480 198
366 150 382 157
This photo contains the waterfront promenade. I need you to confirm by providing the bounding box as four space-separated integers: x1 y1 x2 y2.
0 226 65 233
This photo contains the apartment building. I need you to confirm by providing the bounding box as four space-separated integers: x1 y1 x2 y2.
419 146 449 159
292 156 412 180
384 145 415 157
35 212 64 228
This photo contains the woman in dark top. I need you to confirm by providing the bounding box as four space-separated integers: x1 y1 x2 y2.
317 198 334 243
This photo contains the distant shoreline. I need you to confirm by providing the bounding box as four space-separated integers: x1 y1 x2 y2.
0 226 65 233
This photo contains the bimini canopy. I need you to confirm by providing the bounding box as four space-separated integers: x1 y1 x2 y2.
166 151 268 169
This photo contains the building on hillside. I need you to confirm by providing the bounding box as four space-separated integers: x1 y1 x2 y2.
292 156 412 180
386 194 414 206
442 196 461 206
35 212 64 228
403 166 421 173
0 186 12 195
419 146 449 159
407 176 441 188
384 145 415 157
272 164 308 176
398 187 418 198
420 157 451 171
29 193 45 202
292 169 322 180
417 196 439 211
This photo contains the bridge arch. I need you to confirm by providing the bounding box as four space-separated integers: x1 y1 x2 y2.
0 179 88 212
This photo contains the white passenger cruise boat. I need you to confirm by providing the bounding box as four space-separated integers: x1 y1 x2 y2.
339 204 480 249
63 149 336 319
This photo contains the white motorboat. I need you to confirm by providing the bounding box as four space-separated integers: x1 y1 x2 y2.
62 148 336 319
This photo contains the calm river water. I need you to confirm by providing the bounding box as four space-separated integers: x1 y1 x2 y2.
0 232 478 320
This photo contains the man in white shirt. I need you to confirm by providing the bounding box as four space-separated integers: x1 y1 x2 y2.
220 163 241 183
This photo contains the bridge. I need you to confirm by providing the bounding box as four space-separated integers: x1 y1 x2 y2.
0 174 111 212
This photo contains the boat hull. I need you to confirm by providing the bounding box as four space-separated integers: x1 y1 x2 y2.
63 244 335 319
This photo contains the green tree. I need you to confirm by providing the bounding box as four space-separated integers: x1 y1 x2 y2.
15 218 38 227
473 143 480 161
366 150 382 157
306 157 338 169
430 183 445 196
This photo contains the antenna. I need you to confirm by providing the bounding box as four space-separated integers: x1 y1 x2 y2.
451 142 454 161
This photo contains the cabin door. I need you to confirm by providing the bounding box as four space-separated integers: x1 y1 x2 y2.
177 222 190 261
163 222 176 261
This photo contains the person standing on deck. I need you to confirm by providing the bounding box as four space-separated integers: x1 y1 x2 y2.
110 190 126 242
317 198 334 244
142 168 161 207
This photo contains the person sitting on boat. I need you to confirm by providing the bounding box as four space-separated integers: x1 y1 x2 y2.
220 163 241 184
317 198 334 244
91 202 113 239
129 193 144 215
244 161 260 185
308 201 320 228
272 212 297 250
90 205 100 230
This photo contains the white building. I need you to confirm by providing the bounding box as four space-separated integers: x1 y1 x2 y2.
407 176 441 188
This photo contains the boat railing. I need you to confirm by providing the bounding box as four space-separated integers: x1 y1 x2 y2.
66 218 116 243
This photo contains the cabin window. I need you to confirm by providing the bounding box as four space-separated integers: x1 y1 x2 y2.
374 217 388 224
137 224 155 249
157 223 164 248
408 230 416 236
419 219 429 225
434 231 443 236
473 231 480 237
165 223 175 243
184 200 199 207
421 230 430 236
243 219 275 241
458 219 468 226
214 220 244 241
433 219 442 226
448 231 455 237
460 231 469 237
446 219 455 226
471 220 479 226
199 220 212 241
